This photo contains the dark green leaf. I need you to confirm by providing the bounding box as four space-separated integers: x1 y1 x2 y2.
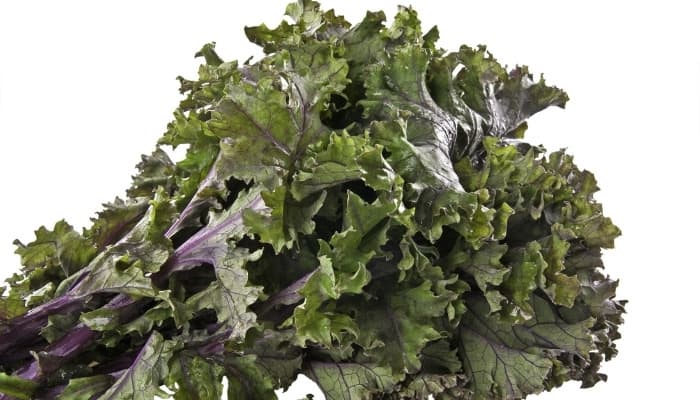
305 362 399 400
354 281 454 374
167 351 224 400
0 4 622 400
459 294 595 399
57 375 115 400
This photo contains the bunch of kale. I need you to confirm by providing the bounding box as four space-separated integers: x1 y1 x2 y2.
0 2 624 399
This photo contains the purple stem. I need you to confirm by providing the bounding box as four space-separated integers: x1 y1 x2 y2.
97 332 158 396
175 194 264 261
14 294 136 381
1 146 224 351
2 181 267 394
154 193 266 282
194 327 233 357
0 272 140 355
253 270 314 316
0 294 84 354
91 349 139 376
164 150 222 239
16 325 96 381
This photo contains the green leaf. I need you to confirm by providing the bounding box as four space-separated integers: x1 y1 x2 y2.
127 147 176 199
492 202 514 240
567 212 621 249
224 355 279 400
305 362 399 400
331 191 396 272
359 15 467 198
8 220 97 309
244 0 337 54
539 150 621 248
420 340 463 374
231 329 303 392
566 242 626 386
86 198 150 251
538 224 580 307
165 144 236 237
101 311 156 347
14 220 97 279
354 281 454 374
185 246 263 341
365 45 464 198
446 241 509 306
291 132 397 201
342 10 387 80
449 45 568 140
243 187 326 253
0 274 29 321
209 35 348 188
502 241 547 319
40 313 80 343
167 351 224 400
413 188 486 243
57 375 115 400
97 332 177 400
0 373 38 400
290 191 395 347
289 253 363 347
397 374 469 400
208 75 291 186
70 189 175 298
459 294 595 399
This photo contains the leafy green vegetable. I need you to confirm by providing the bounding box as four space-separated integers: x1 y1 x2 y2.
0 373 38 400
0 1 624 399
96 332 177 400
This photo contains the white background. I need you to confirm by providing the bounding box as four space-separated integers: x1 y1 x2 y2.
1 1 698 398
